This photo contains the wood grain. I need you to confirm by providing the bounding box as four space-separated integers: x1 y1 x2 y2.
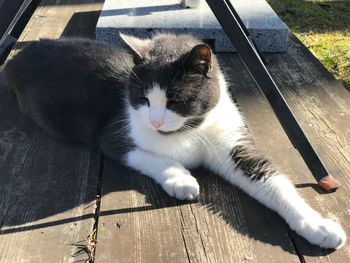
218 35 350 262
0 0 104 262
0 75 101 262
263 35 350 262
95 157 300 263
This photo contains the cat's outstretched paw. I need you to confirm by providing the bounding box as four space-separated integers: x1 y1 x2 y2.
299 217 346 249
163 175 199 201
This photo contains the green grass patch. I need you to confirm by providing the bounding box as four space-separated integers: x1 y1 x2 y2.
267 0 350 90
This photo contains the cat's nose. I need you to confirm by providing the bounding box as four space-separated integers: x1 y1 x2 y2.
150 120 164 129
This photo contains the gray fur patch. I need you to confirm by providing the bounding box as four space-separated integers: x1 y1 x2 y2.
231 130 277 181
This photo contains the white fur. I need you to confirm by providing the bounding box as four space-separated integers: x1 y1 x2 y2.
127 148 199 200
125 72 346 248
134 83 188 132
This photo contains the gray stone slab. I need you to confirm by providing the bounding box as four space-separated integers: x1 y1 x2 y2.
95 0 288 52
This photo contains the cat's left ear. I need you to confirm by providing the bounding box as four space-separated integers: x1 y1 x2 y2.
119 33 151 61
183 44 212 75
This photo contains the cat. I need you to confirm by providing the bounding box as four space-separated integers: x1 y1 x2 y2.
4 33 346 249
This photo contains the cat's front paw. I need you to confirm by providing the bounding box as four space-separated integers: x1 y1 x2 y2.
163 174 199 201
298 217 346 249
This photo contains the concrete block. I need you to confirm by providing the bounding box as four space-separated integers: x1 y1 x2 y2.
96 0 288 52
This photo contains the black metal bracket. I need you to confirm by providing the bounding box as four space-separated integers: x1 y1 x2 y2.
205 0 339 192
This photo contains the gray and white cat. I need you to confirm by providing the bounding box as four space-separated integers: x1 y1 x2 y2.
4 33 346 249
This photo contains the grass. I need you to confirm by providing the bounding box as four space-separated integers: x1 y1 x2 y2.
267 0 350 90
71 229 97 263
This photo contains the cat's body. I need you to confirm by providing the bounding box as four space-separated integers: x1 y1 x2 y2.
5 38 133 144
4 33 346 249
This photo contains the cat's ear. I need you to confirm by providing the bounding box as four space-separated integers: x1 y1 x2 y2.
183 44 212 75
119 33 151 61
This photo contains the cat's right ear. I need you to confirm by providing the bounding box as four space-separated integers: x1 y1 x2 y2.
119 33 151 61
183 44 212 75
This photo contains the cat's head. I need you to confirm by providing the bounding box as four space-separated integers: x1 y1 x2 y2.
120 33 221 134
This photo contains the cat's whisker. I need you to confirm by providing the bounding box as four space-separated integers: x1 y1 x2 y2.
189 127 224 164
112 124 131 137
105 118 129 127
129 68 141 82
181 126 213 160
107 61 131 82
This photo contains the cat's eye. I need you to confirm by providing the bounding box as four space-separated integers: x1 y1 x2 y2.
140 97 150 106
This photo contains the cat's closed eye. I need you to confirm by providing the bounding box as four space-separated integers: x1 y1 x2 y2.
140 97 150 106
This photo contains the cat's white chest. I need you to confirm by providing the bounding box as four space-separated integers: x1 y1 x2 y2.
129 121 204 168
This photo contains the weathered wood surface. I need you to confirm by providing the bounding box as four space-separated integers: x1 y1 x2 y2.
0 0 104 262
220 48 350 262
11 0 103 43
1 0 350 262
264 36 350 262
0 77 100 262
220 36 350 262
96 159 299 263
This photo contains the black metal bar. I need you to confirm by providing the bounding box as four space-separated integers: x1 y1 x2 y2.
205 0 334 186
0 0 26 39
0 35 17 65
0 0 40 65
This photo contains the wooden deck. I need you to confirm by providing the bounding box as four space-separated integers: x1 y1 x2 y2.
0 1 350 262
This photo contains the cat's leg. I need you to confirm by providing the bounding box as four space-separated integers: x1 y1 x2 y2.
126 148 200 200
98 121 199 200
204 133 346 249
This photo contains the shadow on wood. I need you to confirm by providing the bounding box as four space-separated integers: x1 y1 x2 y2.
61 10 102 39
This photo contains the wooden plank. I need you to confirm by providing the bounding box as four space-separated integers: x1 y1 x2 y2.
96 158 299 263
219 37 350 262
262 35 350 262
95 161 191 263
0 75 101 262
220 37 350 262
95 58 300 262
219 53 319 261
0 0 105 262
11 0 103 42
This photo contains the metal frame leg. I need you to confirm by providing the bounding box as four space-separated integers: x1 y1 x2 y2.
205 0 339 192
